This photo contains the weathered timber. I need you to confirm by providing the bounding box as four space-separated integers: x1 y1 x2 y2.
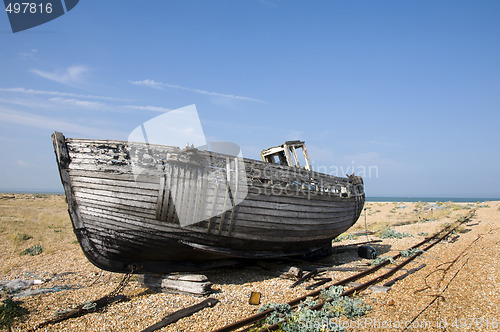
279 267 303 280
140 298 219 332
290 269 319 288
33 295 126 331
53 132 365 274
306 277 331 290
138 274 214 296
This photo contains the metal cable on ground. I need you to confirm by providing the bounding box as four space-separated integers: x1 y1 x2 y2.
405 225 494 329
213 210 475 332
257 213 474 332
31 266 136 331
403 258 470 331
415 233 482 294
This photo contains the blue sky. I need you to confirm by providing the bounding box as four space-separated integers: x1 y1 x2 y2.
0 0 499 197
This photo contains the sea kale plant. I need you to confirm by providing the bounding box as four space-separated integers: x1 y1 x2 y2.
255 286 372 332
379 227 413 239
0 298 28 329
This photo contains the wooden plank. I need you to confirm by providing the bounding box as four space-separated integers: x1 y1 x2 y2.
180 165 191 224
74 187 157 203
67 137 358 192
69 169 159 184
290 146 300 167
238 199 356 213
206 181 219 234
196 169 209 223
71 180 158 197
229 210 356 225
75 195 157 218
74 191 156 210
160 168 172 222
246 186 362 203
52 132 85 229
80 212 183 238
185 166 198 224
70 175 159 190
167 164 179 223
140 298 219 332
217 186 229 235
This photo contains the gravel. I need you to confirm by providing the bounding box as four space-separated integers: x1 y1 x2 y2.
1 196 498 331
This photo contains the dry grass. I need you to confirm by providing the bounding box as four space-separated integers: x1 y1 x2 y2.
0 194 76 274
1 195 499 332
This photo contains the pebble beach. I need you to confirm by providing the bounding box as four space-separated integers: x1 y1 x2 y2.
1 194 498 331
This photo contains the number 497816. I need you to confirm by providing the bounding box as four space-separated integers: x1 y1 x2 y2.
6 2 53 14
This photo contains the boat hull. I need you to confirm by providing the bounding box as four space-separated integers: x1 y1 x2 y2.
52 132 365 273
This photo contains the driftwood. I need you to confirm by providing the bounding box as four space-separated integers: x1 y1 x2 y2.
139 274 214 296
290 269 319 288
140 298 219 332
32 295 126 331
279 267 303 280
306 278 331 290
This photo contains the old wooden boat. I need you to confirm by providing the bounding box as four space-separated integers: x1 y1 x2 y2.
53 132 365 273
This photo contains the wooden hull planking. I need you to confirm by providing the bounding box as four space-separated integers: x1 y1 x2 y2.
52 132 365 273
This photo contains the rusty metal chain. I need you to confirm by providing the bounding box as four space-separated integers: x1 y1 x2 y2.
107 265 136 299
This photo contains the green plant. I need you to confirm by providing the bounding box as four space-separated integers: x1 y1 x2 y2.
14 233 32 242
323 296 372 319
333 233 357 242
20 244 43 256
379 227 413 239
0 298 29 329
254 285 371 332
258 303 292 325
320 286 345 300
400 248 424 257
371 256 395 266
418 232 429 236
441 222 451 229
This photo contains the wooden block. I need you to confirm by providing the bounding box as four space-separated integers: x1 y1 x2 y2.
138 274 214 296
279 266 303 280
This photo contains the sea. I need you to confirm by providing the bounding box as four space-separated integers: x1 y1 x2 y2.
0 188 498 203
366 197 499 203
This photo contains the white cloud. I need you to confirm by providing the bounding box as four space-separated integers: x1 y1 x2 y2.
130 79 163 89
49 97 106 109
125 105 172 113
30 65 89 85
19 49 38 60
0 87 126 101
130 79 267 104
0 97 53 109
0 87 176 115
0 106 127 138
